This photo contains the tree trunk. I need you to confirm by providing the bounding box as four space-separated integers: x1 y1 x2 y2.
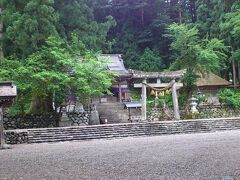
238 61 240 84
232 60 237 88
189 0 197 23
141 8 144 27
29 94 54 113
178 0 182 24
0 8 4 61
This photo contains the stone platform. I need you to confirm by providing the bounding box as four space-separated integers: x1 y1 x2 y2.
4 117 240 144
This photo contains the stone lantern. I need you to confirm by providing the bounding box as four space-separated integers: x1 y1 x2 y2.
189 96 199 114
0 82 17 149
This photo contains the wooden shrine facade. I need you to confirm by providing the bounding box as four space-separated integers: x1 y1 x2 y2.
97 54 186 121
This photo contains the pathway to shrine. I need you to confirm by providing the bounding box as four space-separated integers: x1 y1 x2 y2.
1 130 240 180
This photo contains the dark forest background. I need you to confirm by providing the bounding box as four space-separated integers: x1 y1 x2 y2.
1 0 240 113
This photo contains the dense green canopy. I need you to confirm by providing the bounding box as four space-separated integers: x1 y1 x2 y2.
0 0 239 113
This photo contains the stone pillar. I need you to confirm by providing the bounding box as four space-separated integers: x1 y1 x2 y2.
154 91 158 108
118 82 122 103
171 79 180 120
89 109 100 125
0 106 9 149
0 107 4 147
141 79 147 121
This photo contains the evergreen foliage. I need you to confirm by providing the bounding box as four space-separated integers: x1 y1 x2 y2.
139 48 164 72
2 0 59 58
1 0 240 113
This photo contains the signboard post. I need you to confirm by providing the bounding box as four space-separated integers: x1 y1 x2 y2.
0 82 17 149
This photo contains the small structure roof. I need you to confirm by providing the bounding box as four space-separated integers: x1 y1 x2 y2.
97 54 132 79
129 69 186 79
124 102 142 108
196 72 231 87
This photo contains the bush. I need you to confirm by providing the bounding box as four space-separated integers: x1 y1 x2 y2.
218 89 240 108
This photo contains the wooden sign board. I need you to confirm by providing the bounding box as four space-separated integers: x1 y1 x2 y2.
0 82 17 98
130 116 141 121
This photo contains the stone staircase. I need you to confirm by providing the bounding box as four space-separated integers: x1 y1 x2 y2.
27 124 148 143
25 118 240 144
96 102 130 124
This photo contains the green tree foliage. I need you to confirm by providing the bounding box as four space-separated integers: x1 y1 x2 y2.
167 24 228 73
218 88 240 109
2 0 240 114
0 37 114 114
0 57 30 114
96 0 199 67
54 0 116 52
2 0 59 58
71 52 114 102
139 48 163 72
220 2 240 85
166 23 228 94
220 2 240 49
196 0 224 38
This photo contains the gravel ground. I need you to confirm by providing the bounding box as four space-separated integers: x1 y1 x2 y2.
0 130 240 180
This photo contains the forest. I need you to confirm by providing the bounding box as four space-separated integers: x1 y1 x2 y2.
0 0 240 113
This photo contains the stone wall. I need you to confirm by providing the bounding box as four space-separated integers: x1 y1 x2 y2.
148 107 240 121
148 107 173 121
198 107 240 119
66 112 90 126
4 130 28 144
3 113 61 130
5 117 240 144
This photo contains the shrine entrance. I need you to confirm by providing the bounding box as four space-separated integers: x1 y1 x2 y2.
129 69 185 121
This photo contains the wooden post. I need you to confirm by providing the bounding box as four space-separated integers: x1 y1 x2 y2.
141 79 147 121
118 82 122 103
232 60 237 89
0 106 5 148
171 79 180 120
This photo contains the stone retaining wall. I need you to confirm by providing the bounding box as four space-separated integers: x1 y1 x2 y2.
4 117 240 144
148 107 240 120
198 107 240 119
4 130 28 144
3 113 61 130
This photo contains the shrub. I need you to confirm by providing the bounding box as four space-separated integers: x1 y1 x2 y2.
218 89 240 108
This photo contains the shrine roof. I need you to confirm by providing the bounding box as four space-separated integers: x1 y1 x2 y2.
197 72 231 87
97 54 132 79
129 69 186 79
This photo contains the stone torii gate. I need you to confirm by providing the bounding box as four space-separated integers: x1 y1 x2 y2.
129 69 185 121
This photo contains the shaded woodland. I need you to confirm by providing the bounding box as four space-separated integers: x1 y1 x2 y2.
0 0 240 113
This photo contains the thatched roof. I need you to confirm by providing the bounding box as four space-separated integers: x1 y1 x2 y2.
97 54 132 79
129 69 186 79
196 72 231 87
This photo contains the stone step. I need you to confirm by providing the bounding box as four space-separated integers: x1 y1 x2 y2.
28 133 140 143
27 126 150 143
28 130 146 137
29 132 128 138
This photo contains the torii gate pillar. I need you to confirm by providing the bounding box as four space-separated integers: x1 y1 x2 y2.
171 79 180 120
141 79 147 121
